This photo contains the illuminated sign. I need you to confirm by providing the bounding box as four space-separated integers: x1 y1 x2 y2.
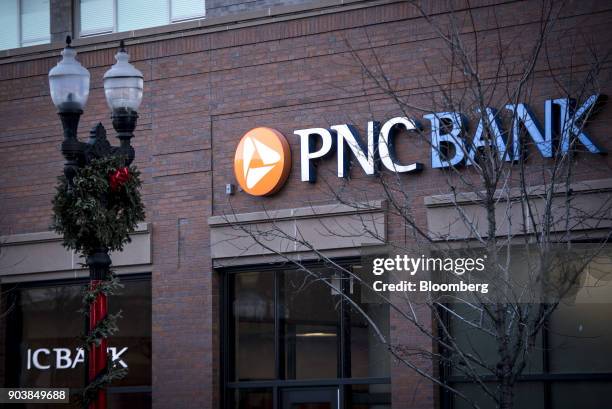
234 127 292 196
235 95 605 195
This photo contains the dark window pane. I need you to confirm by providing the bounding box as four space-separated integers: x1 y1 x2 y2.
232 272 275 381
452 382 545 409
347 383 390 409
108 389 152 409
448 303 543 376
8 284 83 389
347 267 390 378
281 387 337 408
228 266 392 385
283 269 339 379
111 279 152 387
1 277 152 409
550 381 612 409
231 388 273 409
291 404 331 409
548 302 612 373
449 304 497 377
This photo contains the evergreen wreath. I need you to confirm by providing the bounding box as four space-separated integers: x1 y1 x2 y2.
52 155 145 254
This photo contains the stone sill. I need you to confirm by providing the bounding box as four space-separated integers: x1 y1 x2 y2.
208 200 386 226
0 222 150 246
424 178 612 208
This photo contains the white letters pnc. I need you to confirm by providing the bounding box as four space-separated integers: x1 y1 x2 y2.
296 117 424 182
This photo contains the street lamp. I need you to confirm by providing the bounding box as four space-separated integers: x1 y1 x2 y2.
48 36 143 409
48 36 90 186
48 37 90 112
104 41 143 165
49 37 141 184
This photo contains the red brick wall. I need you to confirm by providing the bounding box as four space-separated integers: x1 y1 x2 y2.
1 1 612 408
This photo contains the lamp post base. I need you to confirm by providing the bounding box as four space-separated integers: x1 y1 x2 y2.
86 250 111 409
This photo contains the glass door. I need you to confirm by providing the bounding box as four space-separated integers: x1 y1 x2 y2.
281 387 339 409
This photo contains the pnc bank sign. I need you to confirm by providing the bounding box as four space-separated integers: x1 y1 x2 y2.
233 94 606 196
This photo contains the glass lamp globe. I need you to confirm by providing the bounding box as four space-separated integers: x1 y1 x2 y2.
48 37 90 112
103 42 143 112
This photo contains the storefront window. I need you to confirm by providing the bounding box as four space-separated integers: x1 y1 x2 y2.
346 270 390 379
1 275 152 408
231 388 273 409
283 269 339 379
232 271 275 381
550 381 612 409
346 384 391 409
447 301 612 408
452 382 545 409
441 244 612 409
548 303 612 374
226 265 390 409
448 303 544 376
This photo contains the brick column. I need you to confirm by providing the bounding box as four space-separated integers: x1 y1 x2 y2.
50 0 73 43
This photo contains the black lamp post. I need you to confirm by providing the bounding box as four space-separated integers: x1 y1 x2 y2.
48 36 143 409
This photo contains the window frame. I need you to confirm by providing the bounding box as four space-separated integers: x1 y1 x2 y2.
220 261 392 409
77 0 206 38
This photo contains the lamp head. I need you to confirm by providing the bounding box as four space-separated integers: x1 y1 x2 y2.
103 40 144 112
48 36 90 112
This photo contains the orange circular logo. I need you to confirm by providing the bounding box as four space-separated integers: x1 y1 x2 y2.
234 127 291 196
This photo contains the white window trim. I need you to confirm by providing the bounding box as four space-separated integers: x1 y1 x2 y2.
168 0 207 23
17 0 23 46
5 0 52 49
21 37 51 46
78 0 206 38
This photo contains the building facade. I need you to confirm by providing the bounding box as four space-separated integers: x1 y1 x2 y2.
0 1 611 408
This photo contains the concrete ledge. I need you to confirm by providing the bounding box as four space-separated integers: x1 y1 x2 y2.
209 200 385 225
208 201 386 263
1 222 149 244
212 247 371 268
424 179 612 240
0 223 152 281
424 178 612 207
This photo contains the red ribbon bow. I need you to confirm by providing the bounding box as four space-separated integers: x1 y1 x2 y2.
109 167 130 191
